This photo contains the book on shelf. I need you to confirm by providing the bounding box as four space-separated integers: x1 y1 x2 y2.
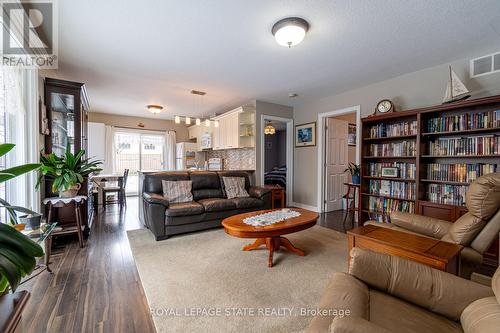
426 184 467 205
369 141 416 157
369 180 416 200
369 120 418 138
367 162 416 179
427 110 500 132
428 135 500 156
367 197 415 223
426 163 497 183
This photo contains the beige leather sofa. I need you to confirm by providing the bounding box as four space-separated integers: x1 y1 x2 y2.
307 248 500 333
366 172 500 279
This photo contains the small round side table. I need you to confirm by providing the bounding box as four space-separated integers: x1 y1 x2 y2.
43 196 87 248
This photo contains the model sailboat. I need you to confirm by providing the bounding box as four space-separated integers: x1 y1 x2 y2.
442 66 471 104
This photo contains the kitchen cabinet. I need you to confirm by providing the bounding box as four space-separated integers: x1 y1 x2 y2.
212 106 255 150
188 124 212 151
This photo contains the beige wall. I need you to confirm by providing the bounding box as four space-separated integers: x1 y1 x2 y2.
293 58 500 208
88 112 190 142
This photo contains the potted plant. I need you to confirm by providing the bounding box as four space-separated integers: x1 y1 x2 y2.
345 163 361 184
0 143 43 295
37 146 102 198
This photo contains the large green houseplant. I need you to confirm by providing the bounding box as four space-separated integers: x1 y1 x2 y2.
37 146 102 197
0 143 43 294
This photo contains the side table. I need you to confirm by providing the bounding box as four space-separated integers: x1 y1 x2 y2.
343 182 361 225
43 196 87 249
264 185 285 209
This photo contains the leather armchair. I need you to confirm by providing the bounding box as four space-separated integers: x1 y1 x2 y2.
307 248 500 333
366 172 500 278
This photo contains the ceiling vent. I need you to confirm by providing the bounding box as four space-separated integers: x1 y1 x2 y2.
470 51 500 78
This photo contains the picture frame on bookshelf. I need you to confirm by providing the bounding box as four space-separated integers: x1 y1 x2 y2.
348 123 356 146
381 167 399 178
295 122 316 147
380 180 391 195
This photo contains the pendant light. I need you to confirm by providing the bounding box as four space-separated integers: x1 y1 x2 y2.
264 121 276 135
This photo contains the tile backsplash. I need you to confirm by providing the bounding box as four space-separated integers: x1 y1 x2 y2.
207 148 255 170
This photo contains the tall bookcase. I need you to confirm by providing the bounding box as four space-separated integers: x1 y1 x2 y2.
361 95 500 268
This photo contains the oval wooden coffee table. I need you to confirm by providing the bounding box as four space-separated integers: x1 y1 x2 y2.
222 208 319 267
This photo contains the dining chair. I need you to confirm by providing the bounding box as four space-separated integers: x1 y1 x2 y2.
103 169 129 207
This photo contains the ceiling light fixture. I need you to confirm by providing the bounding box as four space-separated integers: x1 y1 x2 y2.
146 104 163 115
272 17 309 48
264 121 276 135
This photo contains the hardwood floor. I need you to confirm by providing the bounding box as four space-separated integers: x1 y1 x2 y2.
20 198 156 333
19 199 352 333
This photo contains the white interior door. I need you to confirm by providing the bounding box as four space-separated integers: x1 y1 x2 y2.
325 118 348 212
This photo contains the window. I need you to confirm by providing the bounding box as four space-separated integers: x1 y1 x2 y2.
0 67 39 223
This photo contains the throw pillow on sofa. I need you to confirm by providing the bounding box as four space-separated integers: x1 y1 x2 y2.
162 180 193 203
222 177 249 199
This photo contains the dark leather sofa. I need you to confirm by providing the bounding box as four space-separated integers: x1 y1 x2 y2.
141 171 272 240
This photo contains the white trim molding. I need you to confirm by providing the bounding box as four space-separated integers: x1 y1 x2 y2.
290 201 320 212
316 105 361 213
259 114 294 206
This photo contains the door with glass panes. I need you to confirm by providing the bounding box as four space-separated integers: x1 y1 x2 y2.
114 131 164 195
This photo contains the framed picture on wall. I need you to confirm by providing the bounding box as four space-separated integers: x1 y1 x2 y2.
348 123 356 146
295 122 316 147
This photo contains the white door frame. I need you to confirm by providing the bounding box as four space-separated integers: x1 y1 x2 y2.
317 105 361 212
260 114 294 206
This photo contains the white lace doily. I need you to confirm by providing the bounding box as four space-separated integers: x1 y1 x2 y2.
243 209 301 227
43 195 87 205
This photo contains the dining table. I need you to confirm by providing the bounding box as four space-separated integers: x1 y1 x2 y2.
91 173 124 205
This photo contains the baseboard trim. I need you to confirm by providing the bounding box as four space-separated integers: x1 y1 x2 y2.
290 202 320 212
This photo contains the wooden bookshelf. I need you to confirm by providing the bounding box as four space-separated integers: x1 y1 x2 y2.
361 94 500 269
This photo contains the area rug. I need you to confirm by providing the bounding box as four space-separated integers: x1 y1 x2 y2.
127 225 348 333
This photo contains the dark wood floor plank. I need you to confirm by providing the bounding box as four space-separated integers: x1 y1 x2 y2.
19 198 156 333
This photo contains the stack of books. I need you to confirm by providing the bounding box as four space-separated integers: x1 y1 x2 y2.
426 184 468 205
369 141 416 157
369 180 416 200
370 120 418 138
427 110 500 132
428 135 500 156
368 162 416 179
426 163 497 183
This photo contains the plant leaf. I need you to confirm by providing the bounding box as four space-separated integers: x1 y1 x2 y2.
0 255 21 292
0 163 41 183
0 143 15 158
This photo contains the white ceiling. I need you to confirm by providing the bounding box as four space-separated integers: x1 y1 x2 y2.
55 0 500 120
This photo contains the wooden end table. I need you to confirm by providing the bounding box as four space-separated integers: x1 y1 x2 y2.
347 225 463 274
264 185 285 209
222 208 318 267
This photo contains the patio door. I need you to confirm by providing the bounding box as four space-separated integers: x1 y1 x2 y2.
114 131 165 195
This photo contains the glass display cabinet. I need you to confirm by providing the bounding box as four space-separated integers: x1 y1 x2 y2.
44 78 89 156
44 78 92 234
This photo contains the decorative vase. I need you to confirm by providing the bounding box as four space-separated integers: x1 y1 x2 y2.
352 175 360 185
59 184 81 198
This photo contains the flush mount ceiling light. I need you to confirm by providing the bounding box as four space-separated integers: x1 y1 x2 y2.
146 104 163 115
272 17 309 48
264 121 276 135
